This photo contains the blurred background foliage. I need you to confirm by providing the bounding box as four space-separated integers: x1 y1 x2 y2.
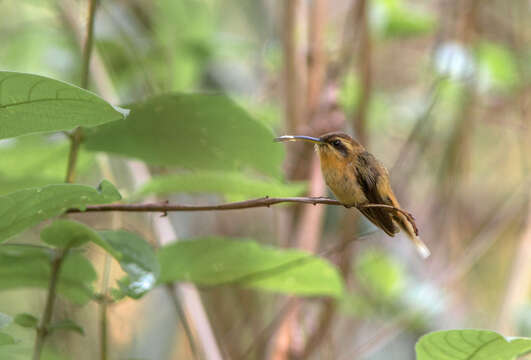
0 0 530 359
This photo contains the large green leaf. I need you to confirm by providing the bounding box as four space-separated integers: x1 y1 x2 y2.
153 0 216 91
0 246 97 304
41 220 102 249
84 93 285 178
134 170 306 200
416 330 531 360
0 71 128 140
158 237 344 298
0 135 95 195
98 231 159 299
0 180 121 242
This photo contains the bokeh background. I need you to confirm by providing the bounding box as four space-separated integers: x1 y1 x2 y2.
1 0 531 359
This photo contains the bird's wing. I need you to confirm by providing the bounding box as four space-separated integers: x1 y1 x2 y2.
354 152 430 258
354 151 398 236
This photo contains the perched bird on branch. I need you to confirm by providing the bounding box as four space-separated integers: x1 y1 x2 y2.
275 132 430 258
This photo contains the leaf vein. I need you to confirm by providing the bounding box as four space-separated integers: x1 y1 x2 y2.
27 79 48 101
466 337 500 360
0 97 98 110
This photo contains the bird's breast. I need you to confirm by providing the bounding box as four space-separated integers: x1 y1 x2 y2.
320 160 367 206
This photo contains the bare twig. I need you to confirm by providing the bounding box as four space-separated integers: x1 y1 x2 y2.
67 197 414 223
65 0 98 183
33 249 69 360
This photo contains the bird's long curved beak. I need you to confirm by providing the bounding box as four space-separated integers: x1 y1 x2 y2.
274 135 323 144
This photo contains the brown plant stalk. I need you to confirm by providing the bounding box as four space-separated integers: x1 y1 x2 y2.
67 197 418 234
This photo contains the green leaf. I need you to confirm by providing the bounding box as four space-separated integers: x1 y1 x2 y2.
372 0 435 38
355 249 405 299
476 42 519 91
0 135 95 195
98 231 159 299
0 246 97 305
0 314 11 330
0 180 121 242
134 170 306 200
0 71 128 140
41 220 101 249
13 313 38 328
84 93 285 178
153 0 216 91
48 319 84 336
0 333 15 346
416 330 531 360
158 237 344 298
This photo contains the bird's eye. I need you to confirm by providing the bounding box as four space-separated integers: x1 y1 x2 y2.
332 140 341 147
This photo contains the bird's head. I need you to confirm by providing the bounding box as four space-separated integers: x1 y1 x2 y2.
275 132 364 165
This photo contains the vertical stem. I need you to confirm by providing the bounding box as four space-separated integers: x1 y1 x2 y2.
283 0 304 133
80 0 98 90
165 284 201 360
65 0 98 183
274 1 329 358
273 3 303 357
65 129 83 183
33 250 68 360
306 0 327 115
300 1 370 356
99 254 111 360
353 0 371 146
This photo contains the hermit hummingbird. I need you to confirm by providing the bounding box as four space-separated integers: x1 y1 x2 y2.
275 132 430 258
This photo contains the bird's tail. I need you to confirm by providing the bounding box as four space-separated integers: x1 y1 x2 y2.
394 212 431 259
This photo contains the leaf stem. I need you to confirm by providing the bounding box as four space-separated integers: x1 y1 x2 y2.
65 0 98 184
33 249 68 360
65 128 83 183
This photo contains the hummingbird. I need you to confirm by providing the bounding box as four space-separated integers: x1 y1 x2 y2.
275 132 430 258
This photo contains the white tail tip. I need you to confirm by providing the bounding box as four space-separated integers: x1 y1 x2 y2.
413 237 431 259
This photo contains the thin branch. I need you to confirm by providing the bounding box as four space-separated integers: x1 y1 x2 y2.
65 0 98 183
67 197 418 232
33 249 69 360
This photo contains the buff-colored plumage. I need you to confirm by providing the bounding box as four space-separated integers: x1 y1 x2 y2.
275 132 430 258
